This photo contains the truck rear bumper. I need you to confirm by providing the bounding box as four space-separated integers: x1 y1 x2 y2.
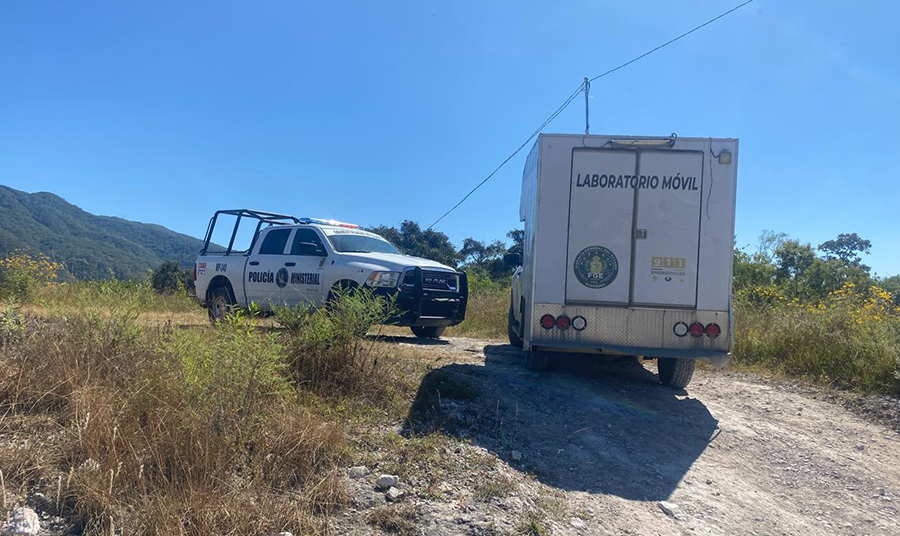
373 268 468 327
529 302 731 366
532 340 730 368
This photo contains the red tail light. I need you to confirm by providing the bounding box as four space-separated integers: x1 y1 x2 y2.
540 314 556 329
689 322 704 337
706 323 721 338
556 315 571 330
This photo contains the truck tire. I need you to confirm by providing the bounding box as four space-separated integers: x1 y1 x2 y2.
507 304 523 348
524 349 550 372
411 326 446 339
657 358 695 389
208 287 232 323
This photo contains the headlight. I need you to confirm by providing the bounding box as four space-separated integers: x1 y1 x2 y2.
366 271 399 288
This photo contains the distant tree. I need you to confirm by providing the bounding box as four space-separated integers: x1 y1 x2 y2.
506 229 524 256
366 221 460 268
151 260 193 294
880 275 900 306
756 229 788 261
732 248 776 291
460 238 506 266
818 233 872 272
774 240 817 282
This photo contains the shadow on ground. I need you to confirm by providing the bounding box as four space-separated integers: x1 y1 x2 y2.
402 343 719 501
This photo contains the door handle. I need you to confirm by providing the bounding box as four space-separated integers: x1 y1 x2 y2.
249 261 259 266
284 262 296 267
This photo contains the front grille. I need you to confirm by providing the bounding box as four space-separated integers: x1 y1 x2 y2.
422 271 457 291
402 270 458 292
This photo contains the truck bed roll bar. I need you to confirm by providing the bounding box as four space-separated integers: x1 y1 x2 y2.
201 209 301 256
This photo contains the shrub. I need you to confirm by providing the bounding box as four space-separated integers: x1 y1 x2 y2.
160 308 291 435
150 260 195 295
0 309 347 535
279 288 397 398
0 251 62 301
733 283 900 395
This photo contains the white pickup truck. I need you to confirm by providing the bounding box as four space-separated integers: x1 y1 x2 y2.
193 209 468 338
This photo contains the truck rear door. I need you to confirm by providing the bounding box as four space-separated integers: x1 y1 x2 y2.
565 149 637 304
631 150 703 308
564 148 704 308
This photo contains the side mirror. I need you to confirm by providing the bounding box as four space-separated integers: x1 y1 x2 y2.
503 252 521 267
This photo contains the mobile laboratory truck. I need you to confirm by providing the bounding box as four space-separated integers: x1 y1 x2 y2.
507 133 738 389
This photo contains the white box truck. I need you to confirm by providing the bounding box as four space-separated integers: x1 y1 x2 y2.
507 134 738 388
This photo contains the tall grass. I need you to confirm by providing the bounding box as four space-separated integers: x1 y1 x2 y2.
733 283 900 395
448 272 509 339
0 286 410 534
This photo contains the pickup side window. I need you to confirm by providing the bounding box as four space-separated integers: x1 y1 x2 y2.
290 229 325 256
257 228 291 255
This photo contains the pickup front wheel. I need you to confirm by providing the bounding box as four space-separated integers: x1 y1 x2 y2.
411 326 446 339
208 287 232 323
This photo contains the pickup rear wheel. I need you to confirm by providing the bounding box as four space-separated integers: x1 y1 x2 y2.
411 326 446 339
208 287 232 323
657 357 695 389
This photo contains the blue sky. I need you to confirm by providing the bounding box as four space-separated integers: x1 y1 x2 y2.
1 1 898 276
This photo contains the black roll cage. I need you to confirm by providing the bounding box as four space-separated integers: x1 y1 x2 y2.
201 209 302 256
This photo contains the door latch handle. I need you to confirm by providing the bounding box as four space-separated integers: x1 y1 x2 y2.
635 229 648 240
249 261 260 266
284 262 296 267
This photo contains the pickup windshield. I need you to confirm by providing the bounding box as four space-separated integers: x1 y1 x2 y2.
328 234 401 254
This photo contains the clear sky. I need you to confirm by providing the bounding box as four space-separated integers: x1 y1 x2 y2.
1 1 898 276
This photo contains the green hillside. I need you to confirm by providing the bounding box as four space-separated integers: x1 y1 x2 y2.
0 185 203 280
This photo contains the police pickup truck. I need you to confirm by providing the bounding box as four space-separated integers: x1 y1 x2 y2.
194 209 468 338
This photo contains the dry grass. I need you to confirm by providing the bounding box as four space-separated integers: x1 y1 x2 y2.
366 504 419 535
0 312 351 535
446 285 508 340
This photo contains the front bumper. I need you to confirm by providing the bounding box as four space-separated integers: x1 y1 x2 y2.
372 268 468 327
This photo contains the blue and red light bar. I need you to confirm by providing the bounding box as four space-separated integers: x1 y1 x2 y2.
299 217 360 229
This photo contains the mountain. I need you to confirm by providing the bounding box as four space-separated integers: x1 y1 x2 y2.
0 185 204 280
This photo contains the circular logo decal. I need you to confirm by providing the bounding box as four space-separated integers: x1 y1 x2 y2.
275 267 288 289
573 246 618 289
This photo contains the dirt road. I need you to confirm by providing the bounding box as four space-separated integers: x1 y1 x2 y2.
343 335 900 535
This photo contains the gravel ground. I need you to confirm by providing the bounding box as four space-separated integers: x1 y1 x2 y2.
336 335 900 536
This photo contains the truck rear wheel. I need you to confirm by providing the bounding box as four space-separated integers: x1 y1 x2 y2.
524 349 550 371
411 326 446 339
507 304 523 348
657 357 695 389
208 287 232 323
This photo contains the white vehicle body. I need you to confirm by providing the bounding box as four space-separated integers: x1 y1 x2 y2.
510 134 738 368
194 211 468 332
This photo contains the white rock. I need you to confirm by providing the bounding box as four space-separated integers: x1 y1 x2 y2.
375 474 399 489
2 507 41 536
570 517 587 529
658 501 685 520
277 532 293 536
78 458 100 473
385 486 402 501
348 466 368 479
511 450 523 462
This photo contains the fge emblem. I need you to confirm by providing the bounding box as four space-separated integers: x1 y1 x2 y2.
574 246 618 289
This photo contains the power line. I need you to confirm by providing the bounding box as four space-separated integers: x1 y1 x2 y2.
427 82 586 230
589 0 756 83
428 0 756 230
